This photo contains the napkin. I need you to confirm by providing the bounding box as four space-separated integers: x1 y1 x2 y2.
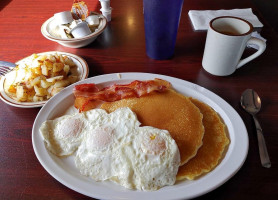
188 8 263 30
248 31 267 50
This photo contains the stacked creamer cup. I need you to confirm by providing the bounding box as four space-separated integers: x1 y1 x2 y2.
99 0 112 22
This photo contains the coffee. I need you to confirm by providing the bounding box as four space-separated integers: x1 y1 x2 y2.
219 30 240 35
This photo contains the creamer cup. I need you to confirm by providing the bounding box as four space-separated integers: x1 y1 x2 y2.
99 0 110 11
100 8 112 22
54 11 74 24
86 15 100 26
70 22 92 38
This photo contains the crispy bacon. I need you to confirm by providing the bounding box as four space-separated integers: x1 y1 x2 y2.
74 78 171 101
73 83 100 96
73 79 171 112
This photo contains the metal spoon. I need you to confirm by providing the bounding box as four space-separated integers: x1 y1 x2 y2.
240 89 271 168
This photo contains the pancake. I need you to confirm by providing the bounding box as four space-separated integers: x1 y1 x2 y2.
100 89 205 166
177 98 230 180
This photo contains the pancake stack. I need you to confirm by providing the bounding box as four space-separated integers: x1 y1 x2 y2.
100 89 230 180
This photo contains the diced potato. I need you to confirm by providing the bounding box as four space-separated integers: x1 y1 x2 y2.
34 85 47 97
27 95 34 102
54 80 70 88
46 76 64 82
48 55 56 63
31 76 43 86
67 75 78 83
47 85 54 95
33 66 42 75
16 85 28 101
64 57 75 67
63 64 70 75
59 55 65 63
41 80 52 88
44 59 53 69
41 65 49 76
51 87 64 96
37 55 47 62
33 95 44 102
8 85 16 93
5 52 78 102
53 63 64 73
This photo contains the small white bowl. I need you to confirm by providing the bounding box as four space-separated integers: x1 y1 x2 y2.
41 13 107 48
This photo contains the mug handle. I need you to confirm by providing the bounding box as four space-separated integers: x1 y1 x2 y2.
237 37 266 69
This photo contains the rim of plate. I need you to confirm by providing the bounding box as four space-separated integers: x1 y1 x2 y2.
32 72 249 200
0 51 89 108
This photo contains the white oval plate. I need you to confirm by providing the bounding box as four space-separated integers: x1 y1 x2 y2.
0 51 89 108
32 73 248 200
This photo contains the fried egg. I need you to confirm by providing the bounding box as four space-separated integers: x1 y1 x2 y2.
75 107 140 183
40 109 108 156
40 113 88 156
123 126 181 190
40 107 180 190
75 107 180 190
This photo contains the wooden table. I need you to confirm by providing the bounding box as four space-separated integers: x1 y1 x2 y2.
0 0 277 199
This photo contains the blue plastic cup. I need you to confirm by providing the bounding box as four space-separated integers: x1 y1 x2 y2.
143 0 184 60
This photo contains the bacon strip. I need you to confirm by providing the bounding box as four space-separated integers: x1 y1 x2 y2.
73 78 171 102
73 83 100 97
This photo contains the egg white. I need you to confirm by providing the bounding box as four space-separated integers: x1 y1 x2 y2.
74 108 180 190
75 107 140 183
40 109 109 156
126 126 181 190
40 107 180 190
40 113 88 156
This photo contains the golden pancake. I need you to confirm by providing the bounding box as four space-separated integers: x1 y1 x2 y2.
100 89 204 165
177 98 230 180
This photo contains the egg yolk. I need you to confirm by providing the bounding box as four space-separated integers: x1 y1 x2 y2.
141 133 166 155
58 118 83 138
90 127 113 150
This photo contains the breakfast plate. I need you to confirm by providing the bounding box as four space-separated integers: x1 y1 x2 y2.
0 51 89 108
32 73 248 200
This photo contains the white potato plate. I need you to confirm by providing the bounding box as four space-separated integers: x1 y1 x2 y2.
32 73 248 200
0 51 89 108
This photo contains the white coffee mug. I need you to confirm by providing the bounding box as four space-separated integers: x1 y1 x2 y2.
202 16 266 76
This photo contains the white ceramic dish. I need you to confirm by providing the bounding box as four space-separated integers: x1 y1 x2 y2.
32 73 248 200
0 51 89 108
41 13 107 48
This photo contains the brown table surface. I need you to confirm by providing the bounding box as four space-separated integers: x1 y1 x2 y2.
0 0 277 199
